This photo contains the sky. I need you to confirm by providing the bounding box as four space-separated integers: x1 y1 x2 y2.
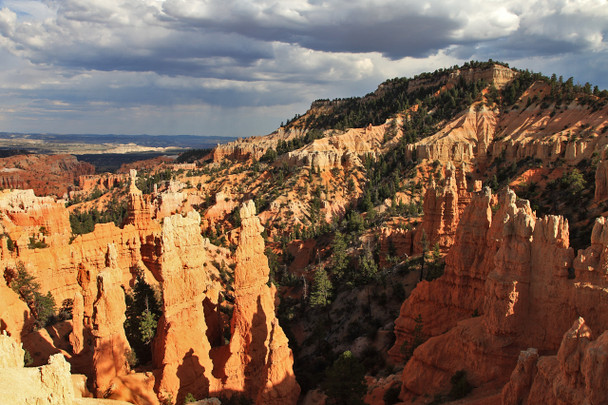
0 0 606 138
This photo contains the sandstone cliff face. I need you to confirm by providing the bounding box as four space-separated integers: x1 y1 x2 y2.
0 177 160 310
90 245 131 396
594 146 608 201
393 187 608 401
0 174 299 403
77 173 127 194
502 317 608 405
213 128 306 162
216 201 300 405
0 277 33 342
1 219 150 314
0 154 94 197
152 180 193 220
400 81 608 167
389 187 494 362
412 162 469 254
281 123 389 170
0 189 72 248
449 64 516 90
124 170 154 231
152 210 216 403
406 107 498 163
377 226 413 268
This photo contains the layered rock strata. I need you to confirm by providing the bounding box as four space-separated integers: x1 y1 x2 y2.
0 154 94 197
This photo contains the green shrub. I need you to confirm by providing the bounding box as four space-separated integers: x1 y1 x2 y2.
28 236 48 249
124 274 162 365
9 263 56 330
323 351 366 405
24 349 33 366
2 233 15 251
183 393 196 404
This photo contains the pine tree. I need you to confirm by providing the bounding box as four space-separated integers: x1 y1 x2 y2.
324 351 366 405
124 274 162 364
358 249 378 285
310 267 332 308
138 308 157 345
331 231 348 280
9 262 56 330
420 230 429 281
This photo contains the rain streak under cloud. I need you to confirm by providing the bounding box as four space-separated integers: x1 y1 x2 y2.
0 0 606 136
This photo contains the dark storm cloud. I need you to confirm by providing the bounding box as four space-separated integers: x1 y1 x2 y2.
0 0 606 136
162 1 464 59
3 0 605 83
295 15 461 59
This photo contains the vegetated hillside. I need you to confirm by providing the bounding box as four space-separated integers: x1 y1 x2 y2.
1 61 608 405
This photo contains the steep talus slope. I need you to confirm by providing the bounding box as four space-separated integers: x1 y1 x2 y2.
405 106 498 163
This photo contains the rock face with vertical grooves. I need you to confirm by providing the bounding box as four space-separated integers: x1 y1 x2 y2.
90 245 131 396
389 187 493 362
152 210 215 403
503 317 608 405
412 162 469 254
216 200 300 405
392 187 608 402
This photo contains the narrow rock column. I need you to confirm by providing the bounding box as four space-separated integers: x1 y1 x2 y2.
91 244 131 396
221 200 300 405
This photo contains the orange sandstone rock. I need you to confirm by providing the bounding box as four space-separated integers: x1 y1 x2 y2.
413 162 469 254
152 210 216 403
0 154 94 197
503 317 608 405
594 146 608 201
0 277 33 342
394 187 608 401
91 245 132 396
216 201 300 405
124 170 154 231
389 187 493 362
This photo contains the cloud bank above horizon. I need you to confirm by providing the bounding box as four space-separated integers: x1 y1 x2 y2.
0 0 606 137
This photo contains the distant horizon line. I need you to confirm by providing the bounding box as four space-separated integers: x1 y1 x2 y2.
0 131 239 139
